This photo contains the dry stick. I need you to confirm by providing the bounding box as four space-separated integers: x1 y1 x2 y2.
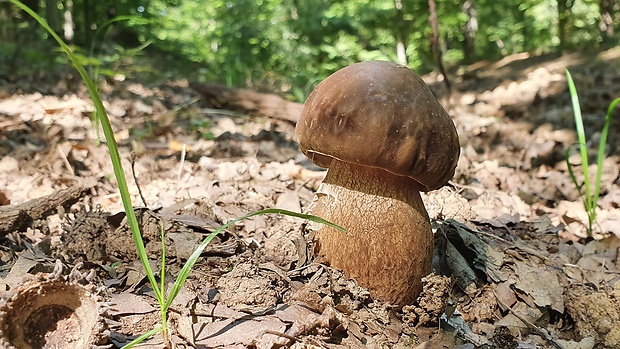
492 290 564 349
57 144 75 176
261 330 298 343
177 143 187 182
259 262 292 284
129 152 147 208
563 263 620 274
286 263 323 278
448 180 503 194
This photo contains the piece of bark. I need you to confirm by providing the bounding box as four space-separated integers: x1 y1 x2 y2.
190 82 303 123
0 186 89 235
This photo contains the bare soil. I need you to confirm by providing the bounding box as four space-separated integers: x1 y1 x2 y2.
1 48 620 349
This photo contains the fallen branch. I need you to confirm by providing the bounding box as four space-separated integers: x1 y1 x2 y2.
0 186 89 235
190 82 303 123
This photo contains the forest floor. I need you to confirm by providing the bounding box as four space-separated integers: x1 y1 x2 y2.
1 47 620 349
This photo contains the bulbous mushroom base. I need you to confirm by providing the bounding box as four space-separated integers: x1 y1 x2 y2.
307 161 433 307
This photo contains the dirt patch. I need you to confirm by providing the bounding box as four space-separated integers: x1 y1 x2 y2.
567 284 620 348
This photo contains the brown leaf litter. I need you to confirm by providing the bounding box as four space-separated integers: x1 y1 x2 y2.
1 48 620 348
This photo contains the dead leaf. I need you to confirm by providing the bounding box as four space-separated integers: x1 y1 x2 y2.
512 260 564 313
446 220 507 283
168 231 202 260
108 293 156 316
471 191 531 226
194 316 286 347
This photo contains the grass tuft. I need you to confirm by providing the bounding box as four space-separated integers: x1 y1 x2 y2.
565 69 619 237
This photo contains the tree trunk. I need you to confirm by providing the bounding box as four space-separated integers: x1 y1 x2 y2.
83 0 93 46
557 0 575 52
461 0 477 63
21 0 39 14
394 0 409 65
428 0 451 99
45 0 62 36
63 0 74 42
599 0 617 44
516 3 529 51
0 2 13 42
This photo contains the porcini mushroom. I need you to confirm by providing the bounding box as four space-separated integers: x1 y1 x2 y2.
296 61 460 306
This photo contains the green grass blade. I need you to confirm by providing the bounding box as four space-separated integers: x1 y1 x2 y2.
9 0 162 301
89 15 149 59
159 222 167 300
87 16 150 144
593 97 620 208
565 147 587 205
121 327 162 348
163 209 344 310
566 70 592 210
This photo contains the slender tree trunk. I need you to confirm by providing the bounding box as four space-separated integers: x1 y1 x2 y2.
83 0 93 45
428 0 451 100
21 0 39 14
45 0 62 35
0 2 18 70
516 4 528 51
0 2 12 42
394 0 409 65
599 0 616 44
461 0 477 63
63 0 74 42
557 0 575 52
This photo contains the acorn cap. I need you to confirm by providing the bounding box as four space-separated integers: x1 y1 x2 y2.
295 60 460 191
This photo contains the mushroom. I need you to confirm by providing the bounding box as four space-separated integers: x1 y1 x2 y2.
295 61 460 306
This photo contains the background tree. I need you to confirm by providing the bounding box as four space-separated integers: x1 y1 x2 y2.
2 0 618 97
461 0 478 64
599 0 618 44
428 0 450 97
558 0 576 51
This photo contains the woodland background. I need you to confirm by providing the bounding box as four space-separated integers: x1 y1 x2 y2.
1 0 618 99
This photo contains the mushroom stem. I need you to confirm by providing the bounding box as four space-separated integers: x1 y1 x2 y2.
307 160 433 306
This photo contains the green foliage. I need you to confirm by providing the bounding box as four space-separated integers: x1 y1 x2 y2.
122 0 616 95
565 70 620 237
189 117 215 140
4 0 619 96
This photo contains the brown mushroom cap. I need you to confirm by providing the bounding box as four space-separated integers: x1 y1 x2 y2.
295 60 460 191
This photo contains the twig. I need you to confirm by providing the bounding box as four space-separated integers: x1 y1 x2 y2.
492 290 564 349
130 152 147 208
57 144 75 176
177 143 186 182
563 263 620 275
448 180 501 194
262 330 298 343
